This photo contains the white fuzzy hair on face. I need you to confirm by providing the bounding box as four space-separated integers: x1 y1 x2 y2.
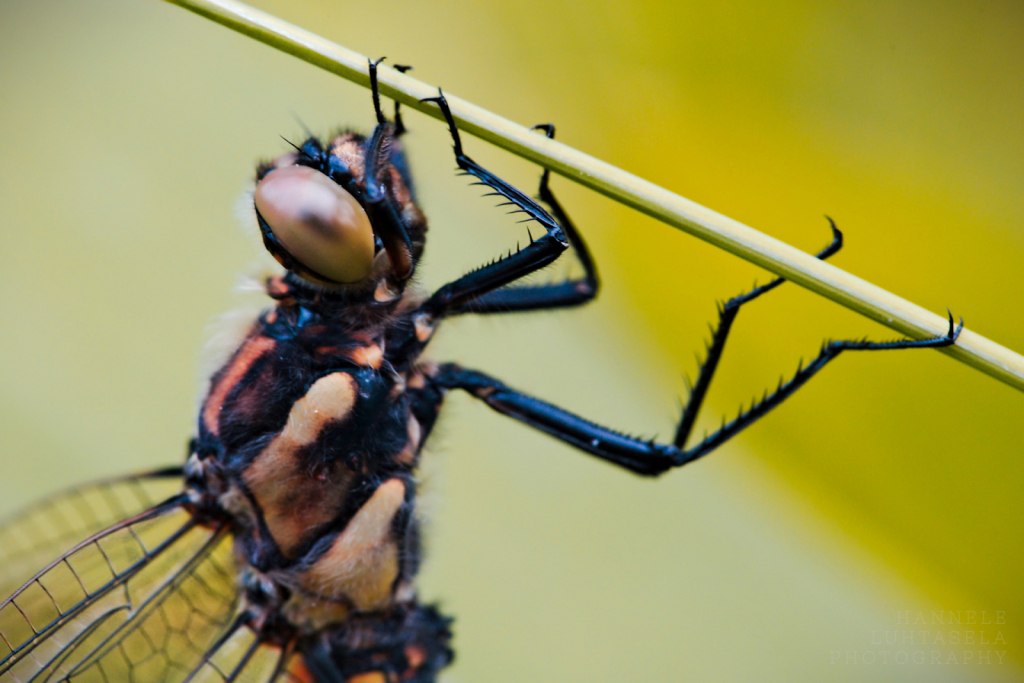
194 188 288 406
233 186 259 240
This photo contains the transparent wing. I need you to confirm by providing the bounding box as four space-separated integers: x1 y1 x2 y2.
0 497 242 683
177 620 295 683
0 468 184 599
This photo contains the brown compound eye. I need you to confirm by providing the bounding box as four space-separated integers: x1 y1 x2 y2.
254 165 375 284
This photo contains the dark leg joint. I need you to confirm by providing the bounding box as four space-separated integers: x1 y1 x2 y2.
434 364 679 477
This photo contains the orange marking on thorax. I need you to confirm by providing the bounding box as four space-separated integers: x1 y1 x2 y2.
297 478 405 611
266 276 291 299
284 655 317 683
329 136 367 183
347 672 387 683
316 345 342 356
407 369 427 389
405 645 427 669
413 313 434 342
278 372 358 444
243 372 359 557
395 416 422 465
347 344 384 369
374 278 398 302
203 336 276 436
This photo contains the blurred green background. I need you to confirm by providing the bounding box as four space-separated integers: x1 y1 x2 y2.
1 1 1021 681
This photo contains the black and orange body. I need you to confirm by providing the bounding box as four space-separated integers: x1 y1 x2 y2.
182 103 457 677
0 59 962 683
183 270 451 678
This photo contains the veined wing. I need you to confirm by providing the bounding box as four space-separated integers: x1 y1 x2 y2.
175 620 299 683
0 468 184 598
0 496 242 682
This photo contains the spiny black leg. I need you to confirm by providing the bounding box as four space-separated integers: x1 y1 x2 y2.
433 315 961 476
680 313 963 463
393 64 413 136
368 57 388 125
675 219 842 446
364 59 414 278
363 127 414 278
433 364 679 476
452 123 600 314
370 58 413 135
418 91 570 318
738 216 843 300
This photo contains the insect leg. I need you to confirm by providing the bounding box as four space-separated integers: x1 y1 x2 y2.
433 313 961 476
433 364 679 476
417 92 572 318
679 312 962 460
368 56 390 126
451 123 600 315
393 64 413 136
675 220 842 446
367 58 414 139
363 58 416 279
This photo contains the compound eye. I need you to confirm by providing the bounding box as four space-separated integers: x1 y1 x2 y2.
254 165 374 284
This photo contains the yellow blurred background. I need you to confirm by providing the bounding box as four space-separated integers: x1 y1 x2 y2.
1 1 1021 681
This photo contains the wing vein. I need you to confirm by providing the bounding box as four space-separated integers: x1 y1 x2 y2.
0 496 192 673
62 524 234 680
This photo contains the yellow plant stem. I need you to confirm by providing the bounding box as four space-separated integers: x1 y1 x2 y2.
164 0 1024 393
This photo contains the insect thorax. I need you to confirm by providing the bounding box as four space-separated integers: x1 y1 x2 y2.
183 274 444 638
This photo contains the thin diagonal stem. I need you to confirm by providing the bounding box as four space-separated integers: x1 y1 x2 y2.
162 0 1024 393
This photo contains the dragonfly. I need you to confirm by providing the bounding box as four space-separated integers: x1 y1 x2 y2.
0 58 962 682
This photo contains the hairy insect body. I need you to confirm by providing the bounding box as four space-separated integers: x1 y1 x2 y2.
185 120 451 677
0 62 961 683
184 269 450 677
